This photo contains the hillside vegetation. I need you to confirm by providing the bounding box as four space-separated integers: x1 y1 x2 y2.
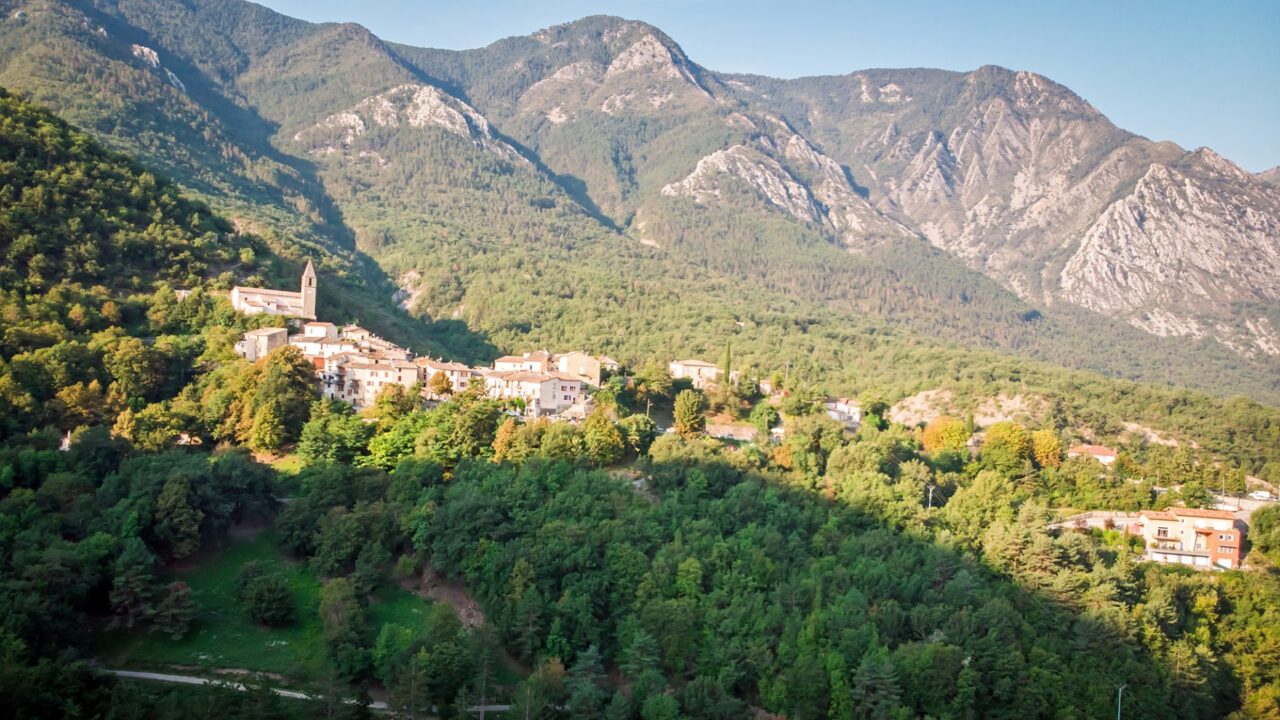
0 1 1276 403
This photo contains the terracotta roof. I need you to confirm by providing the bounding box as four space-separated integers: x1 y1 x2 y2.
490 371 555 384
233 286 302 298
673 359 717 368
1169 507 1236 520
304 321 335 328
1139 510 1177 521
1069 444 1117 456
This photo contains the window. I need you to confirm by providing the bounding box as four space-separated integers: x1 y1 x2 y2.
1156 527 1169 538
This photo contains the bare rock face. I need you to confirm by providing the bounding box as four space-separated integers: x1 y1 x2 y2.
761 66 1280 356
1060 153 1280 354
296 83 526 164
663 145 822 223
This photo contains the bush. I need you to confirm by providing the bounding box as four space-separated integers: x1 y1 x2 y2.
236 562 295 627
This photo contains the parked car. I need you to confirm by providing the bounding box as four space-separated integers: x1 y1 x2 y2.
1248 490 1274 501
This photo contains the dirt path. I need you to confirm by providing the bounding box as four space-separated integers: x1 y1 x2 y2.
111 669 515 714
403 563 532 680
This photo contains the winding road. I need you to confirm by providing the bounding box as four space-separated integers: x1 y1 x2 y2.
109 669 512 714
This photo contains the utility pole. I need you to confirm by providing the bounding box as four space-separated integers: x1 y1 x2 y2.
1115 683 1126 720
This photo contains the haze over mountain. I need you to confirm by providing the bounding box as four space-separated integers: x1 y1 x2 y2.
3 0 1276 400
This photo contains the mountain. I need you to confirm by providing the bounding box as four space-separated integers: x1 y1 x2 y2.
395 20 1280 359
1259 166 1280 187
3 1 1277 403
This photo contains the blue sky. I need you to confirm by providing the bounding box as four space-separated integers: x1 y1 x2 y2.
257 0 1280 171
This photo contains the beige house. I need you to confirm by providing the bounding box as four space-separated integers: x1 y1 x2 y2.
334 357 420 409
1132 507 1243 570
557 351 621 387
669 359 721 390
230 261 317 319
494 351 555 374
483 371 584 416
235 327 288 362
416 358 479 395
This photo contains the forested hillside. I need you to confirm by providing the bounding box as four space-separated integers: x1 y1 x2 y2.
0 83 1279 719
0 0 1276 403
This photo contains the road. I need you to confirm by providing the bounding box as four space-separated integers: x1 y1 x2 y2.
110 669 513 714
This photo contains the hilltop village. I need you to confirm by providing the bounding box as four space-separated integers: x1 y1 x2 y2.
230 266 1270 573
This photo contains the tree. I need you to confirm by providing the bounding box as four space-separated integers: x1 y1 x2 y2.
368 383 420 429
566 645 607 719
632 363 673 407
249 401 286 452
155 476 204 560
673 390 705 438
583 410 624 466
299 400 373 464
103 337 158 400
859 391 890 429
981 421 1032 473
618 414 658 456
109 537 157 629
319 578 368 680
242 574 296 627
749 402 780 437
492 417 519 462
921 416 968 454
150 581 196 639
1030 429 1063 468
428 372 454 399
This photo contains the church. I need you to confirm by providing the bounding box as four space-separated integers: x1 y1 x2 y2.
230 260 317 319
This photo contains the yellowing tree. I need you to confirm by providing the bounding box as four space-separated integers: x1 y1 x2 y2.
1030 429 1063 468
922 415 969 454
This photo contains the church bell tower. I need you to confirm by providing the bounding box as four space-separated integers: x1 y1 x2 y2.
301 259 317 319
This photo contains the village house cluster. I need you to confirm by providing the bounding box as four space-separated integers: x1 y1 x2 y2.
232 267 1260 572
232 265 618 416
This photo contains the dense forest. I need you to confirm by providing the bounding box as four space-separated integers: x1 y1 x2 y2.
1 71 1280 719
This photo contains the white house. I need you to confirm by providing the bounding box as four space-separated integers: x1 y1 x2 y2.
235 327 288 362
230 261 317 320
483 371 584 416
494 351 556 374
669 359 721 390
823 398 862 430
1068 444 1118 465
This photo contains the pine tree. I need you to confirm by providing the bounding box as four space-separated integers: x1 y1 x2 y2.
155 476 204 559
673 390 705 438
565 645 607 719
110 537 157 629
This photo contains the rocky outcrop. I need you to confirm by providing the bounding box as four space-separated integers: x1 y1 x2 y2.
296 83 526 164
1060 153 1280 354
662 145 822 223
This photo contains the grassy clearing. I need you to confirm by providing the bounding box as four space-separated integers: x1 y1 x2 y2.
94 528 328 679
95 528 522 686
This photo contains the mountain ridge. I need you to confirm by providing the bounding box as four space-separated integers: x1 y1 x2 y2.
4 1 1277 402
